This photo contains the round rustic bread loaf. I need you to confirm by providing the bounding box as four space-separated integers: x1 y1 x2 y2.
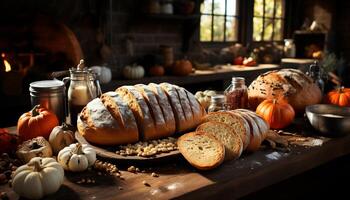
248 68 322 113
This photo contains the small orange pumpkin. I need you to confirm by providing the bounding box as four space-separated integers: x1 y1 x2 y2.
17 105 59 141
325 86 350 107
256 98 295 129
149 65 165 76
172 59 193 76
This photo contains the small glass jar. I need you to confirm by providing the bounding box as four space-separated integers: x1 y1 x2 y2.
284 39 296 58
224 77 248 110
208 94 226 113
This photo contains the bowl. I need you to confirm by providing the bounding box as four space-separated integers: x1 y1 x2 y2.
305 104 350 136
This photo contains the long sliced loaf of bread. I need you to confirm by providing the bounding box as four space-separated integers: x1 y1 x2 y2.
177 131 225 170
203 111 250 150
196 121 243 160
115 86 157 140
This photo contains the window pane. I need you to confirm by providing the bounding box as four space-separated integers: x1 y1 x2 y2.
213 16 225 41
254 0 264 17
227 0 238 16
253 17 263 41
275 0 285 18
201 0 213 14
264 0 275 17
263 19 273 41
213 0 226 15
225 17 238 41
273 19 284 40
200 15 212 41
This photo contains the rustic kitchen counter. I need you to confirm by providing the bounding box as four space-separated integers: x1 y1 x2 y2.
1 123 349 200
101 64 280 92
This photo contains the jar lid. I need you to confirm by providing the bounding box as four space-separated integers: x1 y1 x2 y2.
29 80 65 93
231 77 245 83
211 94 226 103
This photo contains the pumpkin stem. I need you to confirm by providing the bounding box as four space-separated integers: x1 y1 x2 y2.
337 86 344 93
74 143 84 154
30 141 42 150
272 99 277 104
31 105 40 117
30 161 42 172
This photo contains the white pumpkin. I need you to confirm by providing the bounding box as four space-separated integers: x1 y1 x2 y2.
89 66 112 84
49 123 75 155
122 64 145 79
12 157 64 200
57 143 96 172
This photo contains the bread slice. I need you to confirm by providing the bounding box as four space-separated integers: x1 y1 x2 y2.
135 84 171 139
115 86 157 141
174 85 194 128
77 98 139 145
159 83 187 132
203 111 250 150
235 109 269 140
233 110 262 152
184 88 206 128
177 131 225 170
196 121 243 160
148 83 176 135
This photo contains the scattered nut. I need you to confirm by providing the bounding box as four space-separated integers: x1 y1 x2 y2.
142 180 151 187
127 166 136 173
151 172 159 177
116 137 177 157
118 186 123 190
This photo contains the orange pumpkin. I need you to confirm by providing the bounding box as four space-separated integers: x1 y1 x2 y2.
17 105 59 141
149 65 165 76
172 59 193 76
256 98 295 129
325 86 350 107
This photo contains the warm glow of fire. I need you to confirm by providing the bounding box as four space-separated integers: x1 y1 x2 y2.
1 53 11 72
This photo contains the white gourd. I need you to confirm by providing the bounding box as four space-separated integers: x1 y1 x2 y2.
57 143 96 172
123 64 145 79
89 66 112 84
12 157 64 200
49 123 75 155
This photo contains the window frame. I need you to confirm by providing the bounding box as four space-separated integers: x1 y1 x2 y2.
252 0 285 42
200 0 240 43
198 0 287 46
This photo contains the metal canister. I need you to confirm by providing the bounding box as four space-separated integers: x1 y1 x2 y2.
29 80 66 123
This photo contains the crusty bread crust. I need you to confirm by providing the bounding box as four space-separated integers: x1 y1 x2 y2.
235 109 269 141
248 68 322 113
178 131 225 170
77 98 139 145
232 110 262 152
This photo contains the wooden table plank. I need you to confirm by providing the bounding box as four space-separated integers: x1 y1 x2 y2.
2 124 348 200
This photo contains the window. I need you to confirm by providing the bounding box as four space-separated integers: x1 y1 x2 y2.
200 0 239 42
253 0 285 41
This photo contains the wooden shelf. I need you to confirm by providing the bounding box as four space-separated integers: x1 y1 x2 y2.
142 13 200 20
101 64 280 92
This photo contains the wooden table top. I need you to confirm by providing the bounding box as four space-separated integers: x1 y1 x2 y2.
1 123 349 200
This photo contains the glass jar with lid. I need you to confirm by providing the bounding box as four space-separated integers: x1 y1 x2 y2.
208 94 227 113
63 60 101 126
224 77 248 110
